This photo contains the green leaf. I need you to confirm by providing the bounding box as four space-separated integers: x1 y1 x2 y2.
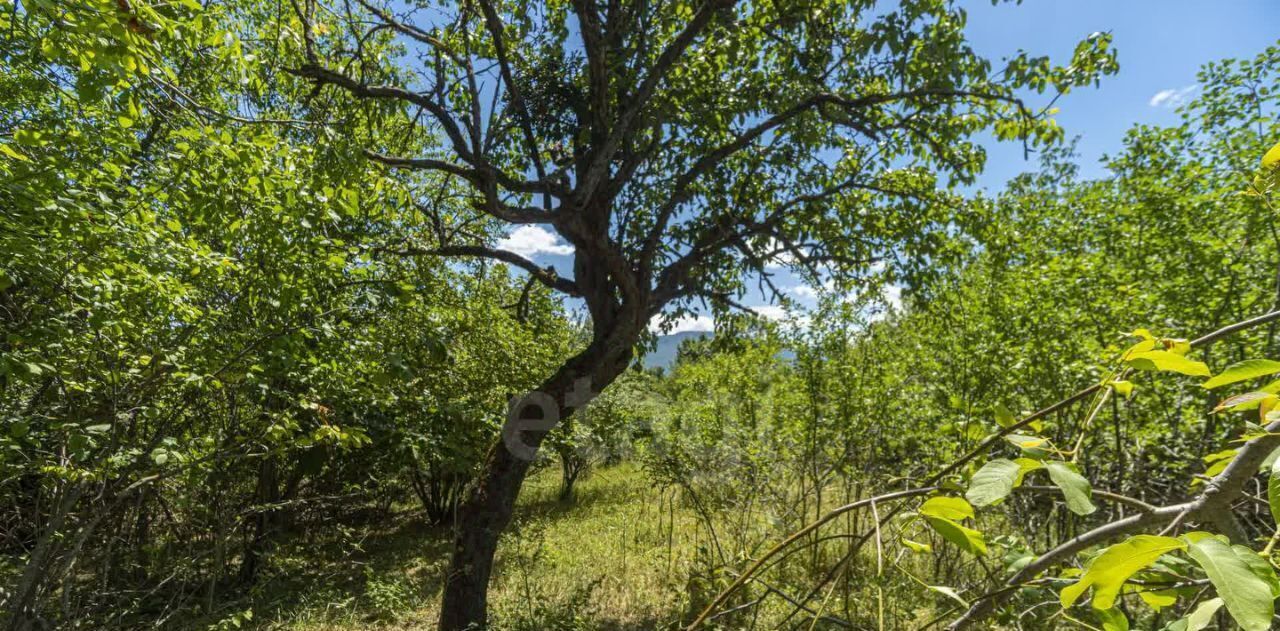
1044 461 1096 515
1184 535 1277 631
967 458 1042 507
1202 359 1280 390
1236 543 1280 599
1110 380 1134 398
927 584 969 608
923 516 987 556
0 143 30 162
1060 535 1186 610
1133 586 1178 611
1260 446 1280 474
1125 350 1211 377
994 403 1017 428
901 538 932 553
1203 449 1236 478
919 496 975 521
1180 597 1224 631
9 421 29 439
966 459 1020 507
1095 607 1129 631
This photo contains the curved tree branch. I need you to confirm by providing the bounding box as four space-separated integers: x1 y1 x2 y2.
396 244 581 297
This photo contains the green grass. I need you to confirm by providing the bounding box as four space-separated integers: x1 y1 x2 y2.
213 463 707 630
191 462 983 631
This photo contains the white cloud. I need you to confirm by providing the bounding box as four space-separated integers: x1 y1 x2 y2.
882 284 902 310
867 284 903 323
750 304 812 329
1149 84 1198 108
792 275 900 306
791 282 827 300
648 313 715 335
750 305 789 321
496 225 574 258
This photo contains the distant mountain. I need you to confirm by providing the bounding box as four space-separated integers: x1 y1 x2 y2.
641 331 711 370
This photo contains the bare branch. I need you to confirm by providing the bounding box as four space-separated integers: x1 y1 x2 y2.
476 0 550 205
352 0 467 68
289 62 474 161
364 149 478 181
364 150 567 200
393 244 582 296
578 0 735 199
639 88 1024 271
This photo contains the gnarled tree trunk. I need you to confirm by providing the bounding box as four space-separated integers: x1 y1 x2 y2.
437 329 634 630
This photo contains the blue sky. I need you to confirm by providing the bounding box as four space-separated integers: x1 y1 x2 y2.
963 0 1280 187
497 1 1280 334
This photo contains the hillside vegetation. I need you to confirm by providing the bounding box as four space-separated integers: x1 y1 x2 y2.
3 1 1280 630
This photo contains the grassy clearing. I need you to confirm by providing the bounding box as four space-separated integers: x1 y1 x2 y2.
221 463 708 630
191 462 986 631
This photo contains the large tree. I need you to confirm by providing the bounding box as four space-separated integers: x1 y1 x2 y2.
290 0 1117 626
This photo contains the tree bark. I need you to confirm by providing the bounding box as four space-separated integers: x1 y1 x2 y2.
557 445 585 503
239 457 279 584
437 334 633 630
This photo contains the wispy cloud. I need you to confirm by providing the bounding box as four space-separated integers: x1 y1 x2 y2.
648 313 715 335
790 280 833 300
1149 84 1198 108
496 225 574 258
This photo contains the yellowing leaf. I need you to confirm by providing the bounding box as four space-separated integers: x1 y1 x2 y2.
1132 585 1177 611
1264 140 1280 170
1121 338 1158 360
1059 535 1185 610
1005 434 1047 449
0 143 30 162
919 496 975 521
923 516 987 556
901 538 932 553
1125 350 1210 377
1214 391 1277 413
1110 380 1134 398
1127 328 1155 341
